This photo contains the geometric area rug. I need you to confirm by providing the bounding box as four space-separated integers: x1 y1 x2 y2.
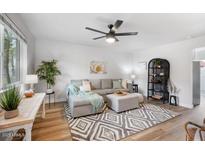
64 103 180 141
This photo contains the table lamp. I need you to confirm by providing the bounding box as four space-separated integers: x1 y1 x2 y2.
24 74 38 97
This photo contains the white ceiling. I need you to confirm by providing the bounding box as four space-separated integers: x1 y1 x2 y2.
20 13 205 53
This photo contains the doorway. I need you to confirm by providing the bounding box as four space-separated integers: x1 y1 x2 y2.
200 62 205 96
192 47 205 107
192 61 200 106
192 61 205 107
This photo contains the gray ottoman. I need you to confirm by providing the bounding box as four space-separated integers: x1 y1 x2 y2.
106 93 144 112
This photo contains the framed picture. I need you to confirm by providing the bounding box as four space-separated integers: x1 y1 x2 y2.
90 61 107 74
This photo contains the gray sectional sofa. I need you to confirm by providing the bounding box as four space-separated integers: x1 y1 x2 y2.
67 79 130 117
71 79 129 96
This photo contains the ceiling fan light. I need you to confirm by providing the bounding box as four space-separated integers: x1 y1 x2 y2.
106 37 115 43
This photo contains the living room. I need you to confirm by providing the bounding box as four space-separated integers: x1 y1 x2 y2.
6 13 205 108
0 0 205 153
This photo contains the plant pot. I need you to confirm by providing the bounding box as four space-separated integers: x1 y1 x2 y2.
47 88 53 94
4 109 19 119
156 65 161 68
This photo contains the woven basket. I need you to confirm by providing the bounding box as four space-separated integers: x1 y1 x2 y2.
4 109 19 119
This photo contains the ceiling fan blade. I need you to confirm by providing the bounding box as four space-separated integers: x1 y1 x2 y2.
85 27 107 34
112 20 123 31
93 36 106 40
115 32 138 36
114 37 119 42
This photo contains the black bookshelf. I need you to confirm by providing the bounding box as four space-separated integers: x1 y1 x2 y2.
147 58 170 103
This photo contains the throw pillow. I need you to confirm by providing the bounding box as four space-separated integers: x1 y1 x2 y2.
113 80 122 89
82 80 91 91
79 86 85 91
122 79 128 89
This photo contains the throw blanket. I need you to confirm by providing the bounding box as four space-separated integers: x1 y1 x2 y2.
67 84 79 96
67 84 104 112
78 91 104 112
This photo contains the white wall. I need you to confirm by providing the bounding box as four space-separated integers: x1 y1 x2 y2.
7 14 35 73
133 35 205 108
35 39 133 102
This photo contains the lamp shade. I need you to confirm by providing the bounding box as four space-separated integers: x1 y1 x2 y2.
25 75 38 84
130 74 136 79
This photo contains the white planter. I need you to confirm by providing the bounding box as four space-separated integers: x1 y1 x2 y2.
47 88 53 93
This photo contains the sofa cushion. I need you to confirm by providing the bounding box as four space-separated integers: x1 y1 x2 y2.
112 79 121 82
114 89 129 93
101 79 112 89
90 79 101 89
92 89 115 95
69 93 104 107
69 96 92 107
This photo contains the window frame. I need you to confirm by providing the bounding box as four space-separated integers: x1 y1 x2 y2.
0 20 23 91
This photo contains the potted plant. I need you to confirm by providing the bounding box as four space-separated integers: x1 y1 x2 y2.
168 79 180 95
155 59 161 68
36 59 61 93
168 79 180 105
0 86 22 119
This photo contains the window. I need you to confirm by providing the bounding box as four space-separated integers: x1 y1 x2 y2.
2 26 20 87
0 16 26 90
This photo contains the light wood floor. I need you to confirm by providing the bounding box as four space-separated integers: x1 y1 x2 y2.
31 98 205 141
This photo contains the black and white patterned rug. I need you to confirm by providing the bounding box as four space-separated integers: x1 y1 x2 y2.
64 103 180 141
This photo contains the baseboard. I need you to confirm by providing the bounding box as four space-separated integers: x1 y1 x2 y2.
179 103 193 109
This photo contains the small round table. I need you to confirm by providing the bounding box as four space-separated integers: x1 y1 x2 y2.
46 91 55 108
132 84 138 93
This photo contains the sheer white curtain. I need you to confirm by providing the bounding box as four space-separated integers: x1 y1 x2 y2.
20 40 27 93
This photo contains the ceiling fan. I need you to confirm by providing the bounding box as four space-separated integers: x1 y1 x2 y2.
85 20 138 43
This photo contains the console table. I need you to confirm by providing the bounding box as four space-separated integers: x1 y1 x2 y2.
0 93 46 141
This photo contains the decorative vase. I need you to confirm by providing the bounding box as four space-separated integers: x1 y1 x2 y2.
157 65 161 68
24 90 34 98
4 109 19 119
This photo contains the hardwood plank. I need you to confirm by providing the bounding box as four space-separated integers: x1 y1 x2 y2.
30 97 205 141
32 124 70 137
33 129 72 141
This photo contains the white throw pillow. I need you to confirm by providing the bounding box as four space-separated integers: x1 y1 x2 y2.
79 86 85 91
82 80 91 91
122 79 128 89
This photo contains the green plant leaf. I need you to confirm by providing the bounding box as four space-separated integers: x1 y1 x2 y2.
0 86 22 111
36 59 61 87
